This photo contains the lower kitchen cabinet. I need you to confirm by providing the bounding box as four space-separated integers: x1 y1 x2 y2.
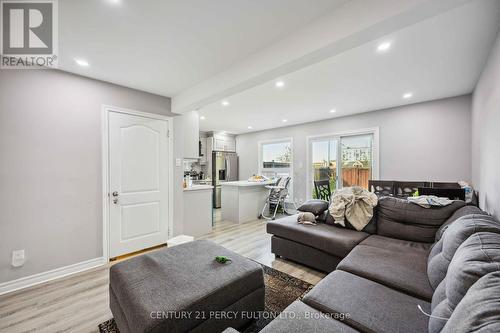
183 186 213 237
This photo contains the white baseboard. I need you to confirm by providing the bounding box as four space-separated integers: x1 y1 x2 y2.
0 257 107 295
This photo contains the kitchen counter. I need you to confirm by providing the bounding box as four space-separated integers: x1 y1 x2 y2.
183 184 214 191
221 180 275 187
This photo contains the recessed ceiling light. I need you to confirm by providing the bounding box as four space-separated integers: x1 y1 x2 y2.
275 81 285 88
247 126 253 129
329 109 336 113
200 116 206 120
108 0 121 4
403 92 413 99
75 59 89 67
221 100 230 106
376 41 391 53
282 119 288 123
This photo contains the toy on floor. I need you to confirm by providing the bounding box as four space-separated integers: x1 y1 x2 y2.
215 256 232 264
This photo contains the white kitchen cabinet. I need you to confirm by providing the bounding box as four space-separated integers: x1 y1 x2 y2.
224 139 236 152
212 133 236 152
214 138 225 151
183 186 213 237
182 111 200 159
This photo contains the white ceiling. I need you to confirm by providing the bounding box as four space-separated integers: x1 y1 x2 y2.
198 0 500 134
57 0 347 96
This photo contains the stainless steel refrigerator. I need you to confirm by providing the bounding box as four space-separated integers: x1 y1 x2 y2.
212 151 238 208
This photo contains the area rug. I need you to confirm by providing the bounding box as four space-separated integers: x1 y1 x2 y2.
98 265 313 333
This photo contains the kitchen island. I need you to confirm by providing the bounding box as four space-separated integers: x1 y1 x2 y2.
221 180 274 223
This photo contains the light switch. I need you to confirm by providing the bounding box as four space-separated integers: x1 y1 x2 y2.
12 249 25 267
175 158 182 167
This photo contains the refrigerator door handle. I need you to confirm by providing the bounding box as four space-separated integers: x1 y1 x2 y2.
226 155 230 181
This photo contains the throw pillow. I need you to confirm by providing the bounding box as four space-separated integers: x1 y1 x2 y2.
297 199 329 216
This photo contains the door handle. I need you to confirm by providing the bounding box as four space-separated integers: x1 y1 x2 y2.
112 191 119 204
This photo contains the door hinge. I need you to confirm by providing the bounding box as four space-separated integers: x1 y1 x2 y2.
167 130 170 138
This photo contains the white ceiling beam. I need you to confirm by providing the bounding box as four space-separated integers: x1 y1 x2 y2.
172 0 471 114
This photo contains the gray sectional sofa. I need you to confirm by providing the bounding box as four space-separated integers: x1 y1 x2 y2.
257 197 500 332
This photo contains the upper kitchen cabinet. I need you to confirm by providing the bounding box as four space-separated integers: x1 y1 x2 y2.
212 132 236 152
182 111 200 159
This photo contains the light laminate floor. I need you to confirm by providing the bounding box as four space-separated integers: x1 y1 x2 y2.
0 213 324 333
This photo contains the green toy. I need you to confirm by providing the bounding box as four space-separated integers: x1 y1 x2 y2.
215 256 232 264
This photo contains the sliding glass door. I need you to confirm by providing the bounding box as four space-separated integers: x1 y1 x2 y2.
311 139 338 198
340 135 373 189
309 132 375 199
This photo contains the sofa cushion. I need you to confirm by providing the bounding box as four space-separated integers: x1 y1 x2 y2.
271 236 342 272
434 205 486 241
376 197 465 243
297 199 329 216
361 234 432 252
266 215 369 258
442 271 500 332
427 214 500 289
303 270 430 333
429 232 500 333
259 301 359 333
337 235 433 300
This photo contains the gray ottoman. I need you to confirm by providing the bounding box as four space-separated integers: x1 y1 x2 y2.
109 240 265 333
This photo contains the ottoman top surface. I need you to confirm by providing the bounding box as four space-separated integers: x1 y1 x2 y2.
110 240 263 332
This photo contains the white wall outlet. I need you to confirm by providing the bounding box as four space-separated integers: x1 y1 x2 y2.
11 249 25 267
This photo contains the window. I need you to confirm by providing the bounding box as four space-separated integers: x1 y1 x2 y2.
259 138 293 199
308 129 378 199
260 140 292 175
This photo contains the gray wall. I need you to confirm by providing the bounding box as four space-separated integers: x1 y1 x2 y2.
0 70 183 283
172 116 184 236
472 31 500 220
236 95 472 204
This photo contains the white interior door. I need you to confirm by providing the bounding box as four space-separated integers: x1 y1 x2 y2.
108 111 169 258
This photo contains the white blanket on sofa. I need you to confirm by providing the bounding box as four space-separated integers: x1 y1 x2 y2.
329 186 378 231
407 195 453 208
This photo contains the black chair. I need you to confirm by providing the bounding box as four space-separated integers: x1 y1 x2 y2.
314 179 331 201
429 182 461 189
368 180 395 197
395 181 428 198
